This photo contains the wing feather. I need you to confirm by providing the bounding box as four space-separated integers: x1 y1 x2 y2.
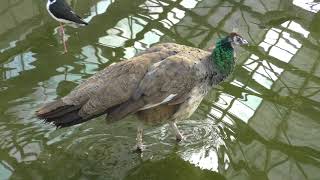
49 0 87 25
62 51 175 117
134 52 203 107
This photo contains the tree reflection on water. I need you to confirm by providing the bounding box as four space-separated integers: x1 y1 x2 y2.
0 0 320 179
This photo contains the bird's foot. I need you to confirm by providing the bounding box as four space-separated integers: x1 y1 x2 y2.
58 29 64 37
176 133 185 142
58 50 68 55
133 144 145 153
59 23 65 36
169 122 184 142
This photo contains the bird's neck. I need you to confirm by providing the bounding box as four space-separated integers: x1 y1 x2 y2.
211 37 235 77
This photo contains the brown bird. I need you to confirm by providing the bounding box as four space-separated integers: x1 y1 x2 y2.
36 32 248 151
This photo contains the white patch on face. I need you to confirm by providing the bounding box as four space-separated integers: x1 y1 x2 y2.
233 36 241 45
232 35 248 45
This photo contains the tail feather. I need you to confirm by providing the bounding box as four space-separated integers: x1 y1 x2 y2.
36 98 144 128
53 112 104 128
40 105 81 120
36 99 67 118
50 111 84 128
36 99 89 128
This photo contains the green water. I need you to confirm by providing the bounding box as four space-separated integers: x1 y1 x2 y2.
1 0 320 179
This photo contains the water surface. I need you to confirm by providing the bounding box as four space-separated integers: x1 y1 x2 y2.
0 0 320 179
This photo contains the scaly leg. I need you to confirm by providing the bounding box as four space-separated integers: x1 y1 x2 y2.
59 22 68 53
169 121 184 142
135 122 144 152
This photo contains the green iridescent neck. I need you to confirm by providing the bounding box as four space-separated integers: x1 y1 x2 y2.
211 37 235 76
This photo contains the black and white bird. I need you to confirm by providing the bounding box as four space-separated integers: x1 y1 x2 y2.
46 0 88 53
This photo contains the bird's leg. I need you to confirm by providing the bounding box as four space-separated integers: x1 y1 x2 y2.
169 121 184 142
59 22 68 53
135 122 144 152
58 22 64 36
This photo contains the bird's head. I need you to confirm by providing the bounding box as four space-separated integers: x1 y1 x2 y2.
211 32 248 76
227 32 248 46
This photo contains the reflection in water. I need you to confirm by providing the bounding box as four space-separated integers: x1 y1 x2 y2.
0 0 320 179
0 160 13 179
84 0 113 22
293 0 320 13
0 1 42 53
2 52 36 80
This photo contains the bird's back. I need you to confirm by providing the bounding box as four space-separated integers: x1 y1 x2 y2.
106 46 213 123
47 0 88 25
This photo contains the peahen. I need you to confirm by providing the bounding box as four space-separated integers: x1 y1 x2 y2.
36 32 248 151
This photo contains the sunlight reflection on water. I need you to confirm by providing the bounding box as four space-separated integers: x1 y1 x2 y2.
1 0 320 179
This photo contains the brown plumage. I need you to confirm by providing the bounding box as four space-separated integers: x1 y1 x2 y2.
36 34 248 151
37 43 213 126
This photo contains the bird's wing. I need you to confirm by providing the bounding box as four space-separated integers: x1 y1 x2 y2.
106 51 211 121
62 50 173 117
133 52 202 108
63 43 196 109
49 0 87 25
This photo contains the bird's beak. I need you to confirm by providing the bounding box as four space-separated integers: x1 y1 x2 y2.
241 39 249 45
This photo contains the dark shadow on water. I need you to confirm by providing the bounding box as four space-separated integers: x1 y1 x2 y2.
124 154 226 180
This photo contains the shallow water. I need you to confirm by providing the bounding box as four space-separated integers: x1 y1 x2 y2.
0 0 320 179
